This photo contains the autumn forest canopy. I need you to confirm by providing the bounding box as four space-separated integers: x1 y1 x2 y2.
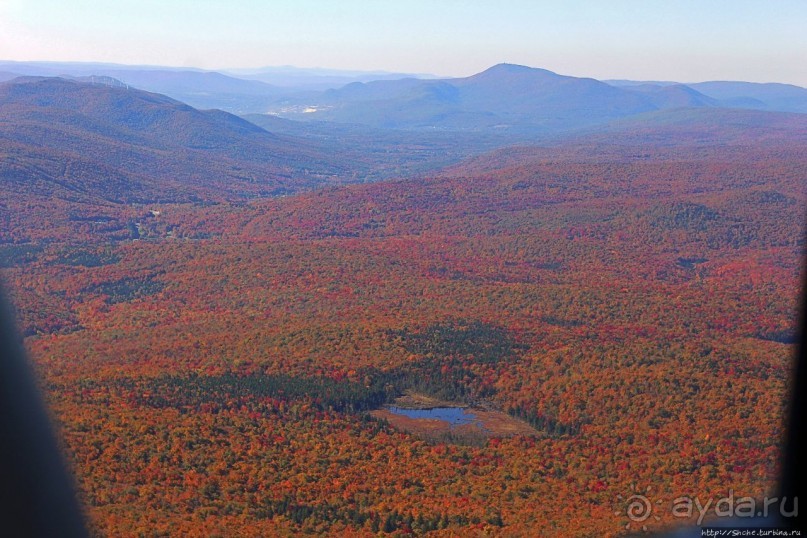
0 63 805 536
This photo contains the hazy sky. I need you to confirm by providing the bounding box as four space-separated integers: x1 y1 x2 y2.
1 0 806 85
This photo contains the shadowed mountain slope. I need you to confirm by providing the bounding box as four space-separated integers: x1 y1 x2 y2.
0 76 350 205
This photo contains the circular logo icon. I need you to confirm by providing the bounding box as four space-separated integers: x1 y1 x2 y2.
615 485 662 531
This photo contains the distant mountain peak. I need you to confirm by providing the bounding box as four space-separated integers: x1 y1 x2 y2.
473 63 559 78
488 63 533 72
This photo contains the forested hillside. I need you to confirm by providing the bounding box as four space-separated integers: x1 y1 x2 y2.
3 119 803 534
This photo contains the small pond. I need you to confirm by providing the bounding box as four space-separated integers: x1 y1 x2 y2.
387 406 482 427
676 257 708 269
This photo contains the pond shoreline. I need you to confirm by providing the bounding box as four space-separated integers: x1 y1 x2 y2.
390 391 469 410
371 392 539 441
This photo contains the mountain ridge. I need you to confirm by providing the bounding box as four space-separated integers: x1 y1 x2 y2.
3 60 805 119
264 63 752 133
0 76 355 218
